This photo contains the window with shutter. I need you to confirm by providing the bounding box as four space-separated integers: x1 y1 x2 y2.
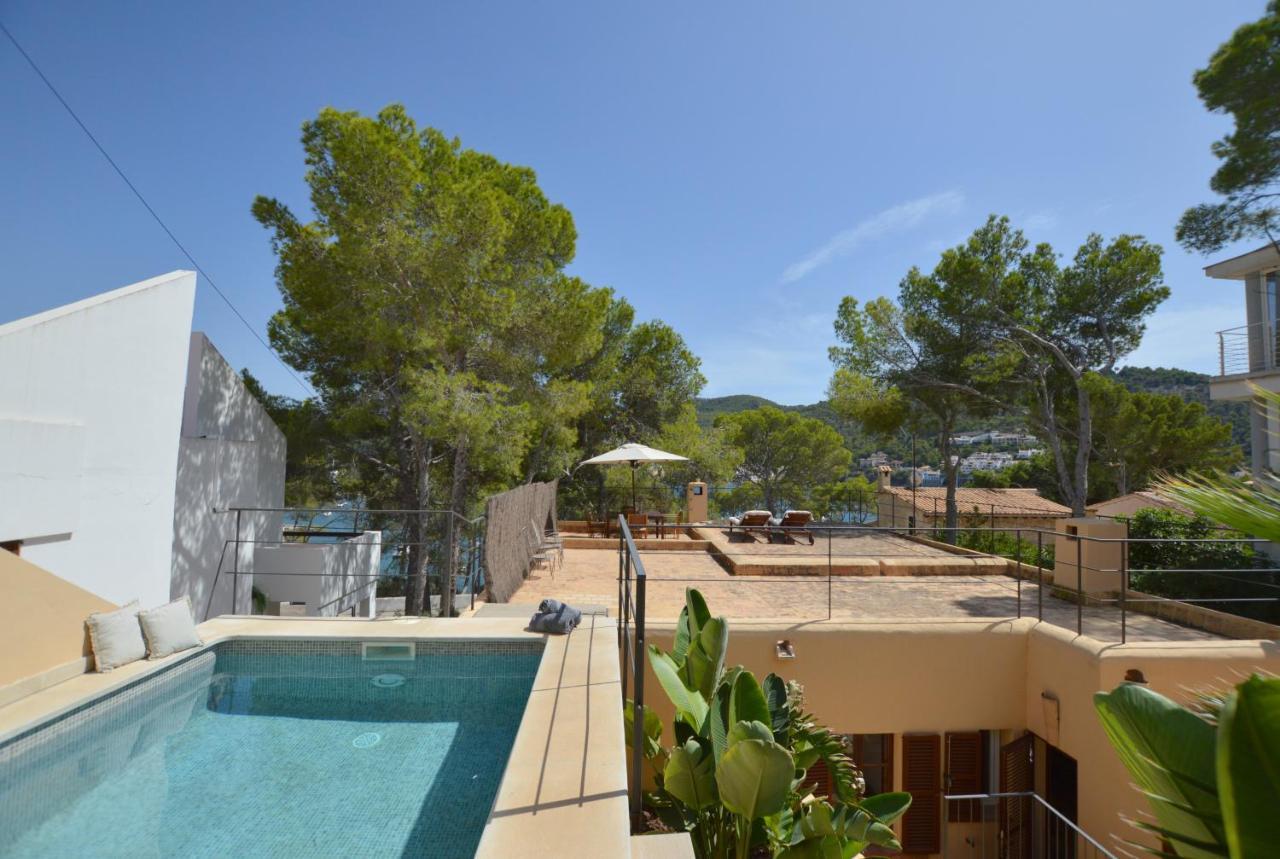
945 732 984 822
802 757 833 800
900 733 941 854
852 733 894 795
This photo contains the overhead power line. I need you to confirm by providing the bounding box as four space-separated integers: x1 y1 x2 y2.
0 19 316 399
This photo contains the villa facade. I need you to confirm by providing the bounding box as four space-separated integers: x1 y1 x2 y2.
1207 242 1280 478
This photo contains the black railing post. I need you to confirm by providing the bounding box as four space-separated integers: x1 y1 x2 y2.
232 508 242 616
1037 530 1044 622
827 525 833 621
1016 529 1022 619
1076 534 1083 635
617 520 625 649
1120 535 1127 645
631 549 646 829
445 513 456 618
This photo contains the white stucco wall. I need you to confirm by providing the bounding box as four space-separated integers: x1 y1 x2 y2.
253 532 381 617
171 333 286 620
0 272 197 606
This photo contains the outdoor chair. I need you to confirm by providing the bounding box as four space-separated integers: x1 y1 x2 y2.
771 510 815 545
727 510 773 542
533 518 564 569
526 523 556 577
626 512 650 538
586 517 610 538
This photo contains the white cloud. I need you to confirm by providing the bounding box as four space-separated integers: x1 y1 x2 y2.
1023 210 1058 232
1120 301 1243 375
780 190 965 284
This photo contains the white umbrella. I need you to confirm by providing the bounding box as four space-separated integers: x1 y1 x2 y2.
580 442 689 511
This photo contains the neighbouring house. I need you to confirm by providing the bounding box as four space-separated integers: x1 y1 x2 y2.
874 466 1072 532
1207 242 1280 479
958 451 1015 474
0 271 378 620
1085 489 1194 519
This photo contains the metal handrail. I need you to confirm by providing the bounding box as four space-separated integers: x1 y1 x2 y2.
617 514 647 831
944 792 1117 859
1216 320 1280 376
211 506 487 618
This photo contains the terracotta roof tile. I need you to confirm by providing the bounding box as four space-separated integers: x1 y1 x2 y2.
879 486 1072 517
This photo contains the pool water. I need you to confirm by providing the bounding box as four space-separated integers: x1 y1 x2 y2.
0 640 542 858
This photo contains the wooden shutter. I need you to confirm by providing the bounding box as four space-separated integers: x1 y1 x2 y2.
900 734 941 854
945 732 984 822
1000 734 1035 859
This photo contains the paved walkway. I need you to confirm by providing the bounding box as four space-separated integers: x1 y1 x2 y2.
507 547 1221 643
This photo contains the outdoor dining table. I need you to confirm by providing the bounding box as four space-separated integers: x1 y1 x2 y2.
645 511 667 539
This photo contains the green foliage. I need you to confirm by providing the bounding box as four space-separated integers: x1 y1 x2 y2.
636 588 910 859
1087 374 1240 498
968 469 1011 489
1123 506 1276 624
716 407 852 514
1095 675 1280 858
810 477 877 523
558 303 707 519
1177 2 1280 254
253 104 615 613
1111 367 1251 459
829 217 1034 531
956 527 1054 569
961 216 1169 515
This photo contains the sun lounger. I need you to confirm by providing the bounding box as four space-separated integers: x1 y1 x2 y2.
727 510 773 542
772 510 815 545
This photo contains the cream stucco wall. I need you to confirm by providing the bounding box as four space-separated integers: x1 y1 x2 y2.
635 617 1280 856
0 550 116 692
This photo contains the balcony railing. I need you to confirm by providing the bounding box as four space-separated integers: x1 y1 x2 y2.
944 792 1117 859
1216 321 1280 376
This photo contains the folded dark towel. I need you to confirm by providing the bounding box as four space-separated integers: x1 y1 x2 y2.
529 598 582 634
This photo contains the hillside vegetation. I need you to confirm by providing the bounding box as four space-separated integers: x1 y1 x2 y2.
697 365 1250 465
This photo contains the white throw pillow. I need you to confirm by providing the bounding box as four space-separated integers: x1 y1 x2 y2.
138 597 202 659
86 601 146 672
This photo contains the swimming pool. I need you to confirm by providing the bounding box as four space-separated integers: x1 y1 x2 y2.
0 639 542 858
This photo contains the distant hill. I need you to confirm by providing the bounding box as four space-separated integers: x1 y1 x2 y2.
695 395 839 429
697 365 1250 462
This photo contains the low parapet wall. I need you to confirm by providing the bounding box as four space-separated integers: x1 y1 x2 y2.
0 550 117 707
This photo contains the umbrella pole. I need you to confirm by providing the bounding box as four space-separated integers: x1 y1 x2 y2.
631 462 637 511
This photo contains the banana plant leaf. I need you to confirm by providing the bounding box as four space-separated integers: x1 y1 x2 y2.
649 646 709 728
623 698 663 760
716 738 794 820
1217 675 1280 857
665 736 718 810
1094 684 1226 859
728 719 774 747
672 588 711 665
682 616 728 701
763 673 791 742
859 791 912 826
729 669 772 727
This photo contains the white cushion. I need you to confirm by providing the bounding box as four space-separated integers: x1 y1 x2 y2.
138 597 202 659
86 601 146 672
743 510 773 518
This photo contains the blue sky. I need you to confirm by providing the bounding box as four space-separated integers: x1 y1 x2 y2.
0 1 1267 404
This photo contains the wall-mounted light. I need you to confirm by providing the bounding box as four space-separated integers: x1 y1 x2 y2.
775 639 796 659
1041 691 1060 746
